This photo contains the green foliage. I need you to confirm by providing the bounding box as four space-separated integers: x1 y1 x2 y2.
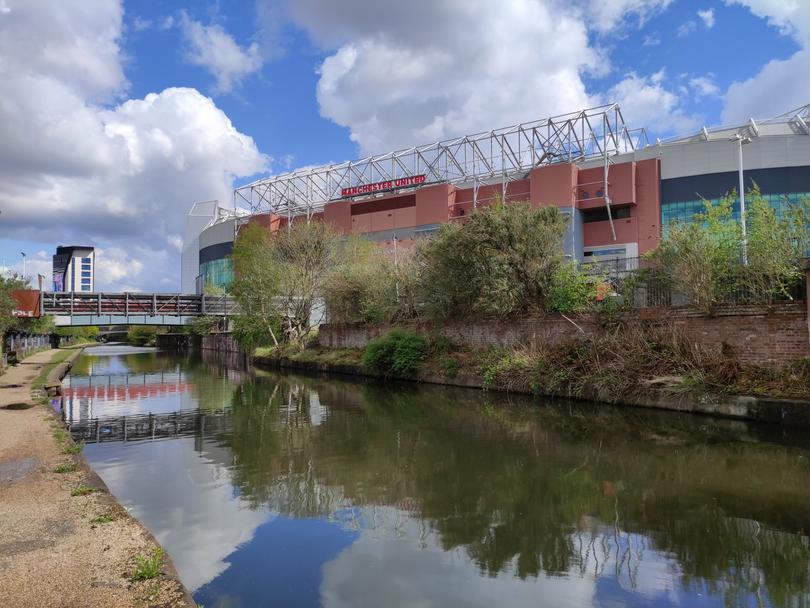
63 440 84 455
70 485 94 496
417 201 568 319
548 263 598 313
362 330 429 377
90 514 115 524
648 193 741 314
743 187 810 303
186 316 218 337
233 220 341 349
131 548 164 581
53 462 78 474
232 313 278 352
57 326 99 341
439 354 460 378
323 237 399 324
127 326 158 346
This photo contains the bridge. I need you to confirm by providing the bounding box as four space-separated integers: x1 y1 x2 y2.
37 292 239 326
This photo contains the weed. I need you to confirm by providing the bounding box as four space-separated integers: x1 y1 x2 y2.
90 514 115 524
63 440 84 454
71 485 94 496
439 355 460 379
131 548 164 581
53 462 78 474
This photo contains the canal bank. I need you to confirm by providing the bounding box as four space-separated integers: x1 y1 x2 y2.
252 344 810 428
0 348 193 608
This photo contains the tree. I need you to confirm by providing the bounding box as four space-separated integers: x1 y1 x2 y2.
417 201 568 318
232 220 342 349
743 186 810 304
323 237 399 324
647 194 740 314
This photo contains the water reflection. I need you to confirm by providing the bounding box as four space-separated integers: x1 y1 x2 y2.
71 348 810 608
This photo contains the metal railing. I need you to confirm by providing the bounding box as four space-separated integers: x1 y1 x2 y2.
40 292 239 317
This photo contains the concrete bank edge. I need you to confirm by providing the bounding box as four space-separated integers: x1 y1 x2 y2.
254 354 810 428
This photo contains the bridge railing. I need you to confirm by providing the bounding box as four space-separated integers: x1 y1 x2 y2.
41 292 239 317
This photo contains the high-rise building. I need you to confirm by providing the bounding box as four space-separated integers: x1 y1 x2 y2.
52 246 95 292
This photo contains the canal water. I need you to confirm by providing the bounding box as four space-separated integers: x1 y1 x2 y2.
63 345 810 608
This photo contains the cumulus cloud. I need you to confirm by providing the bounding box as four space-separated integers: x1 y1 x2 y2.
0 0 268 292
584 0 673 33
606 70 703 133
254 0 691 155
689 75 720 97
722 1 810 122
179 12 264 93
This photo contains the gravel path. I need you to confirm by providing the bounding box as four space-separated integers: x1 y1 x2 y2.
0 349 194 607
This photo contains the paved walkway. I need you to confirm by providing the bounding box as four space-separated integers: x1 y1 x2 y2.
0 350 192 607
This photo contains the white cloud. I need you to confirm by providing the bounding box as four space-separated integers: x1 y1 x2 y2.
677 20 697 36
689 75 720 97
722 2 810 121
643 32 662 46
0 0 268 292
257 0 693 155
606 71 703 133
179 13 264 94
697 8 715 28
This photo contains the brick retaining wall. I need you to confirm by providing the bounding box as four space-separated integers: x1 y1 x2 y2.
319 302 809 367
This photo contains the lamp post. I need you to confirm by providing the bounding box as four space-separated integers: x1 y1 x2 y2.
732 134 751 265
20 251 26 282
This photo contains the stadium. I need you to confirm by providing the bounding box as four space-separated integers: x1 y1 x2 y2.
181 102 810 294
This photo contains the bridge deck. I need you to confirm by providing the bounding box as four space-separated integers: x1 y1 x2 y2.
41 292 239 317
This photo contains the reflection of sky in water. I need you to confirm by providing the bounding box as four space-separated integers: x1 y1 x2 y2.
76 349 810 608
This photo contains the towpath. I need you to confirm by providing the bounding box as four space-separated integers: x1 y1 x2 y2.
0 349 193 607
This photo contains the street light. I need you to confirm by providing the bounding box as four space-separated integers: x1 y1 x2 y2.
731 134 752 265
20 251 26 282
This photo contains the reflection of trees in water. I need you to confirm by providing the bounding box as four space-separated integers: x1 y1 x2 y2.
213 374 810 606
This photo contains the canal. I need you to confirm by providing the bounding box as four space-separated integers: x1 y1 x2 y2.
62 345 810 607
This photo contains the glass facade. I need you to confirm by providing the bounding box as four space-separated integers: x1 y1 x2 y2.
662 191 810 228
199 257 234 293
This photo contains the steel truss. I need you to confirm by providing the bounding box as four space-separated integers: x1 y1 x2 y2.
234 103 648 218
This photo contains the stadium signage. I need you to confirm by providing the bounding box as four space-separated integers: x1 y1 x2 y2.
341 174 426 198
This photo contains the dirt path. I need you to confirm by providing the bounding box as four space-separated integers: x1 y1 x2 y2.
0 349 194 607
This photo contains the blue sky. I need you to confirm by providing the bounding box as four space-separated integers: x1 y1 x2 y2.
1 0 808 291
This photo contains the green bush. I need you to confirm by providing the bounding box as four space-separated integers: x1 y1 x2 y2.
548 263 597 313
362 330 428 377
127 326 157 346
232 314 278 352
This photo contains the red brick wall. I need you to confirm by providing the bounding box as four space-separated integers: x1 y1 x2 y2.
319 302 809 367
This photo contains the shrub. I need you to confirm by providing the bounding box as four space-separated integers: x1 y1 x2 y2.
362 330 428 377
127 326 158 346
417 201 568 319
232 314 278 352
548 263 597 313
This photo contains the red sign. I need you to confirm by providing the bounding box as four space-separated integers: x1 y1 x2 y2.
11 290 40 318
341 174 426 198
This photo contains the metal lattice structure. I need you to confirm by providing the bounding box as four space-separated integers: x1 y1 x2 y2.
235 103 648 218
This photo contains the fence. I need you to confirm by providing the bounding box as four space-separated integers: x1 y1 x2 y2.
1 333 52 371
579 256 806 309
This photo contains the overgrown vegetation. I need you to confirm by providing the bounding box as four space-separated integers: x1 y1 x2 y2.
362 330 429 377
232 220 341 350
70 485 95 497
127 326 158 346
131 548 164 581
647 186 810 313
56 326 99 343
418 202 568 318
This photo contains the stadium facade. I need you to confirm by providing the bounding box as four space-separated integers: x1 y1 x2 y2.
182 103 810 294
